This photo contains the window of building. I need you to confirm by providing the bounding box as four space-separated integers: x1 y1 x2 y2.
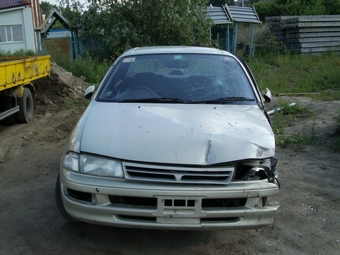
0 25 23 43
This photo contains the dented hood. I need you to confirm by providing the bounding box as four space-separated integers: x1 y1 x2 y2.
79 103 275 165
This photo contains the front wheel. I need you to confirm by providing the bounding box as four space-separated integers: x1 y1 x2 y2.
15 87 34 123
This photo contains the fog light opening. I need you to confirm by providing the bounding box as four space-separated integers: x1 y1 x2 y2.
243 167 267 181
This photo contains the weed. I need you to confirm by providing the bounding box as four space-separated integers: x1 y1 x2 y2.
63 98 89 111
311 90 340 101
56 53 111 84
272 101 316 151
247 52 340 94
0 49 38 57
275 130 317 152
272 101 310 132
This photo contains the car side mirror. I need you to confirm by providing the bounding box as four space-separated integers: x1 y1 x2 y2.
262 88 272 103
85 85 96 99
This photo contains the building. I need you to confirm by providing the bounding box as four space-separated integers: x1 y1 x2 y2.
0 0 43 53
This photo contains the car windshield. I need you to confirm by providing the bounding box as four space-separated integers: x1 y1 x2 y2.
97 54 256 104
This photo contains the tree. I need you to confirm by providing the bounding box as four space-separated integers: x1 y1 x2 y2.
254 0 340 20
40 1 54 16
40 1 81 30
208 0 235 6
75 0 213 59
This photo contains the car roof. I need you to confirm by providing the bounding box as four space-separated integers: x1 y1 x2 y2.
120 46 233 57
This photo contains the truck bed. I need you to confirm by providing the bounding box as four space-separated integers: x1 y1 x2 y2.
0 55 51 92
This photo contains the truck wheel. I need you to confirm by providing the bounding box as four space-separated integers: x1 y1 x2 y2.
55 174 78 222
15 88 34 123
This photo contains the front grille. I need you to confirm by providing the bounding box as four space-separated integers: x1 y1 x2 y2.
123 162 234 184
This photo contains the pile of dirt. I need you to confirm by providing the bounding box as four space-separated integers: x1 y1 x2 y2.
32 62 90 115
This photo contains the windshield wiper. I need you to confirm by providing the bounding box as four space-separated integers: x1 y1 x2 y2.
115 97 192 103
191 97 255 104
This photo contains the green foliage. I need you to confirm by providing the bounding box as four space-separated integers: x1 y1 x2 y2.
271 101 316 150
247 52 340 98
40 1 82 30
76 0 213 59
275 130 317 151
0 49 38 57
311 90 340 101
254 0 340 21
56 53 111 84
208 0 235 6
63 98 89 110
271 101 310 131
40 1 54 15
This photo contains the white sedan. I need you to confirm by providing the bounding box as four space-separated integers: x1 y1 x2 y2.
55 46 280 230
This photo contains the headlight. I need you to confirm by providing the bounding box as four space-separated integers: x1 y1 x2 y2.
63 152 79 172
80 154 124 178
62 152 124 178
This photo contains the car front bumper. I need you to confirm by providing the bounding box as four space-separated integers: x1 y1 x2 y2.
60 169 280 230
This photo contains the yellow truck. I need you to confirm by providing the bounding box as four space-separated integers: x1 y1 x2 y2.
0 55 51 124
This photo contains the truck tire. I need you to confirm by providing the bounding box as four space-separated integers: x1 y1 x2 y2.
15 87 34 123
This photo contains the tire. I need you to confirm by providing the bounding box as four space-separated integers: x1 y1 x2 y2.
55 174 78 222
15 87 34 123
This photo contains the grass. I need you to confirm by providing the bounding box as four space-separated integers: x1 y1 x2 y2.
63 98 89 111
271 100 317 151
56 53 111 84
247 52 340 98
0 49 38 57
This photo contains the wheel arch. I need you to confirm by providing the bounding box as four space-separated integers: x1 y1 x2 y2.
12 83 36 109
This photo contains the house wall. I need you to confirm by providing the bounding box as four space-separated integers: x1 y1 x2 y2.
0 6 35 53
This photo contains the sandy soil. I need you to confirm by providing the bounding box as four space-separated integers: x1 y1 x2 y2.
0 64 339 255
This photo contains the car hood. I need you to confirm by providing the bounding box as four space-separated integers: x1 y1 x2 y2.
77 103 275 165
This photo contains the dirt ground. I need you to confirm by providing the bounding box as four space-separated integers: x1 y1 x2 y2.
0 64 339 255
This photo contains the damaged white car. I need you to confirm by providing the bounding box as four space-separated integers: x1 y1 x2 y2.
56 46 280 230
